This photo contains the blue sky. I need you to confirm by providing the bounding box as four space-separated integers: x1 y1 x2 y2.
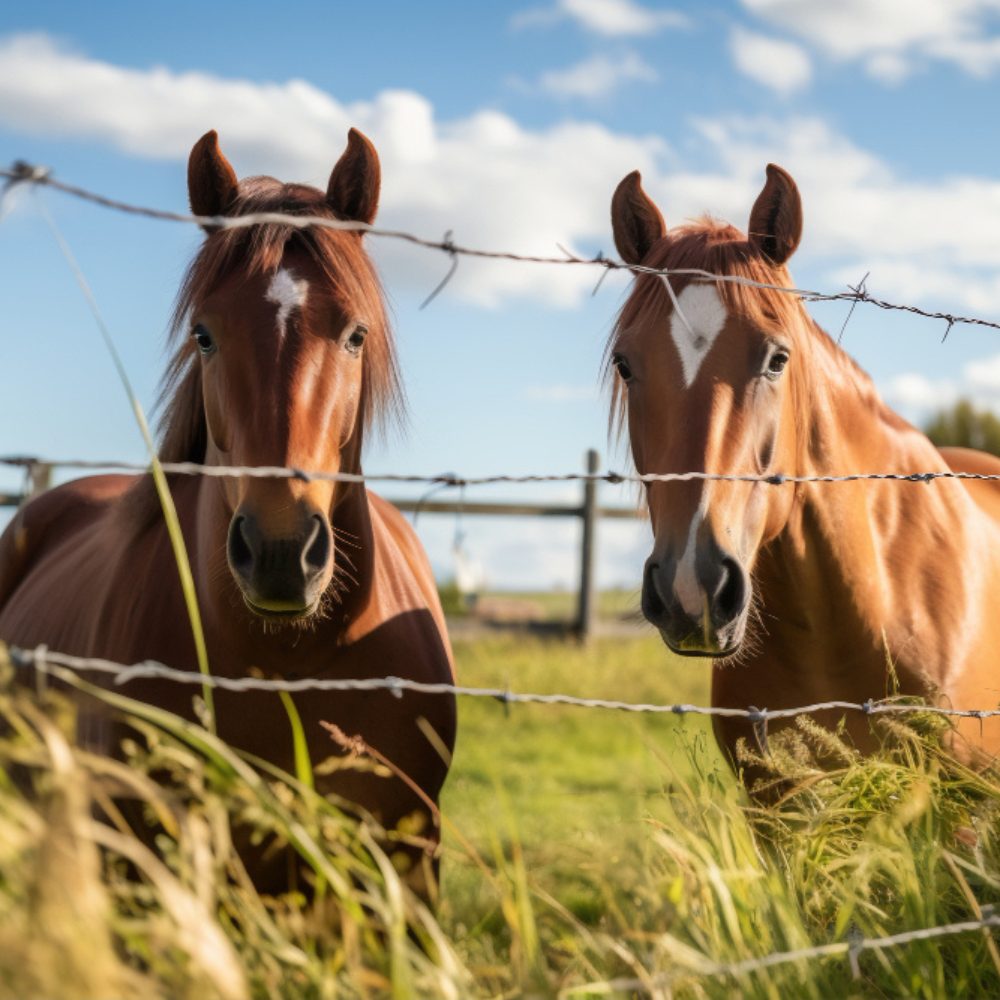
3 0 1000 588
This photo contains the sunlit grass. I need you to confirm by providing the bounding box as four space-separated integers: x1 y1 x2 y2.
3 635 1000 998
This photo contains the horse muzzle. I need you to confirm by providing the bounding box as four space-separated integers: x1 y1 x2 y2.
227 507 333 618
641 548 749 657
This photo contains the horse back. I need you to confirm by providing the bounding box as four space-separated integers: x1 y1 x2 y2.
0 476 135 620
936 446 1000 523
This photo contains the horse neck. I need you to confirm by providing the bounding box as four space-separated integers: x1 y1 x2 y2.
794 320 944 478
329 425 376 627
756 319 970 682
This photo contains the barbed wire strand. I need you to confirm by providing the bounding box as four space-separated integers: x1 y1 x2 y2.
3 162 999 336
3 454 1000 489
569 912 1000 994
9 645 1000 723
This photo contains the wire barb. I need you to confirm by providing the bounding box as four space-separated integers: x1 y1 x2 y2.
419 230 459 309
837 271 868 345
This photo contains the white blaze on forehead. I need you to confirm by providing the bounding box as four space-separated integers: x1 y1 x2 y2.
265 268 309 340
664 281 727 388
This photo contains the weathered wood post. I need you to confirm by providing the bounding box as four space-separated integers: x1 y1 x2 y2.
27 462 51 499
576 448 599 642
0 461 50 508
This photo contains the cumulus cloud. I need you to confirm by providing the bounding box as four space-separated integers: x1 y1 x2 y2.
677 116 1000 312
739 0 1000 80
0 33 667 309
881 372 958 417
3 33 1000 318
514 0 688 36
729 28 812 95
537 51 657 98
882 353 1000 424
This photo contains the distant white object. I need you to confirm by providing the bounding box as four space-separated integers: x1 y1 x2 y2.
453 536 486 598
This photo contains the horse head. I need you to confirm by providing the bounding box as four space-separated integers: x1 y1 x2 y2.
608 165 810 657
169 129 399 621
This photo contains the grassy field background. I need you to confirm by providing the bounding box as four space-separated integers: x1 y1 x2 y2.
440 633 721 926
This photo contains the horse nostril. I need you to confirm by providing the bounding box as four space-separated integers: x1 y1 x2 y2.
713 556 746 624
302 514 331 574
642 562 666 618
227 515 254 577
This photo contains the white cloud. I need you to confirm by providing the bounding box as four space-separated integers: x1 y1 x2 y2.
0 33 666 310
882 372 958 417
828 260 1000 315
729 28 812 95
865 52 912 84
538 51 657 98
966 354 1000 392
740 0 1000 80
514 0 688 36
671 116 1000 312
882 353 1000 423
4 34 1000 321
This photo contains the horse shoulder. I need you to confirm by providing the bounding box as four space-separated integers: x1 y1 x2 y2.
0 475 133 611
935 446 1000 523
367 491 442 606
345 491 454 672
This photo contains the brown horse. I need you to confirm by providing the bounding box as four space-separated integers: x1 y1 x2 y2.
608 164 1000 768
0 129 456 895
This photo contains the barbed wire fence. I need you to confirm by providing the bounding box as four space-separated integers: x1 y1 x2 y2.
9 640 1000 987
8 454 1000 487
5 160 1000 337
4 159 1000 986
11 644 1000 726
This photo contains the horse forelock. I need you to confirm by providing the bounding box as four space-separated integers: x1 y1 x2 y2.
126 177 403 531
166 177 401 450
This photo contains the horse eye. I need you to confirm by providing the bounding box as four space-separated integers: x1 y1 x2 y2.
346 324 367 355
613 354 633 382
192 324 216 355
766 351 789 379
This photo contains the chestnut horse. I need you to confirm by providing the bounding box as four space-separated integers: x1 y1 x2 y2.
608 164 1000 768
0 129 456 895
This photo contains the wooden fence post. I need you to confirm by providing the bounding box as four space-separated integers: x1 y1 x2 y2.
27 462 51 499
576 448 599 642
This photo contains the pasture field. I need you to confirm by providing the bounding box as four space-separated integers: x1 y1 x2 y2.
3 631 1000 998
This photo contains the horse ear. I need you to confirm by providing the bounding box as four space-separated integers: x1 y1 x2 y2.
612 171 666 266
188 130 239 226
747 163 802 266
327 128 381 226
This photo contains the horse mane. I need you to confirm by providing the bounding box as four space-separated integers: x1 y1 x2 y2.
604 217 886 444
127 176 403 529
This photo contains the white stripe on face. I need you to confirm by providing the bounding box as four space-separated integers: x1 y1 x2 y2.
665 282 727 388
673 492 708 617
266 268 309 340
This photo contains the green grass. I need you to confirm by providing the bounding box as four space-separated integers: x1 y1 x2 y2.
441 634 721 926
4 635 1000 998
438 585 641 622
